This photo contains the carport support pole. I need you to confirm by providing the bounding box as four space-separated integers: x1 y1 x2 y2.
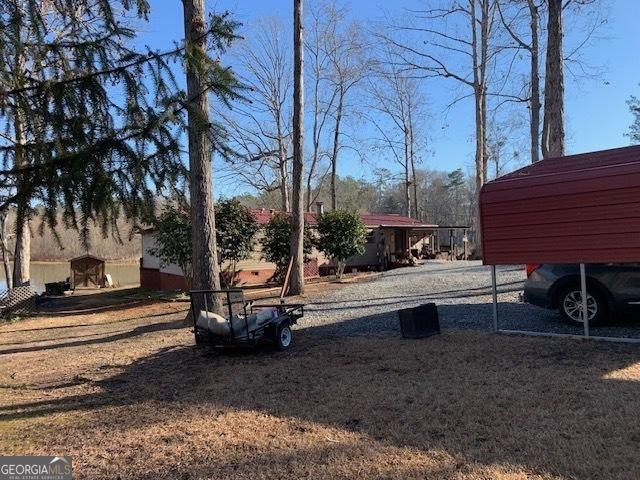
491 265 498 332
580 263 589 338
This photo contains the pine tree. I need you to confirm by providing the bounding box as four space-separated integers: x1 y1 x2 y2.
0 1 241 288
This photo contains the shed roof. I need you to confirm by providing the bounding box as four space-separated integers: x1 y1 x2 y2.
70 254 105 263
480 145 640 265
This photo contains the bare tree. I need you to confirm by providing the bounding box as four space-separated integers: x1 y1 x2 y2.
304 2 371 212
289 0 305 295
217 18 293 211
183 0 223 308
322 5 369 211
381 0 498 253
496 0 607 163
542 0 564 158
368 55 426 218
305 4 337 211
497 0 542 163
486 110 525 178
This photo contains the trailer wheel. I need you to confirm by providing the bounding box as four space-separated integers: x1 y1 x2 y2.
276 324 293 350
194 332 207 347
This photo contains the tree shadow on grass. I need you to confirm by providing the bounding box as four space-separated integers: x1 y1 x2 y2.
0 319 184 355
2 310 640 479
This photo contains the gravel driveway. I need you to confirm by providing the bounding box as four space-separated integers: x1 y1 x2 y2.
301 261 640 339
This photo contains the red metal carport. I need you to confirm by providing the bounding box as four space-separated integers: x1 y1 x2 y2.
479 145 640 341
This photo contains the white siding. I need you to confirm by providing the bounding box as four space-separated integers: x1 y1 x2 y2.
141 231 183 275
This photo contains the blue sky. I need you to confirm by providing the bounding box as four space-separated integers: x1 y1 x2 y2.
138 0 640 195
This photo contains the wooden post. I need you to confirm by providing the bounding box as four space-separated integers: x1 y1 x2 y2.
280 257 294 299
463 228 468 260
449 229 454 261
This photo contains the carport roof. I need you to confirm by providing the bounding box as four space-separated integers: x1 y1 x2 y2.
480 145 640 265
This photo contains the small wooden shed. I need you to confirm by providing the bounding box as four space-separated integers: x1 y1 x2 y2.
70 254 106 288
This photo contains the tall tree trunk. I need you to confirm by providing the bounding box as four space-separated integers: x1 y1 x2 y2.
12 5 30 288
289 0 305 295
183 0 223 311
409 125 419 220
407 105 419 219
474 84 485 257
403 127 411 218
0 214 13 290
276 113 290 211
276 118 290 211
470 0 488 257
529 0 541 163
13 114 30 288
330 89 344 211
306 64 322 212
542 0 565 158
278 154 290 212
480 0 489 183
12 209 30 287
305 161 314 212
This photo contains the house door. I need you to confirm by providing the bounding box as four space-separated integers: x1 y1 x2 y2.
394 229 407 257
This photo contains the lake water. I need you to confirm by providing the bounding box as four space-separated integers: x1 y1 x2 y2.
0 261 140 293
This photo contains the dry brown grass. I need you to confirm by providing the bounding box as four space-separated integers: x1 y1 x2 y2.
1 301 640 479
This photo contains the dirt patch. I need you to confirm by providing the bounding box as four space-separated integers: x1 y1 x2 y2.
1 301 640 479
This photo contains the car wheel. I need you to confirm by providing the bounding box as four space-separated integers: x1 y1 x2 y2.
557 286 606 326
276 324 293 350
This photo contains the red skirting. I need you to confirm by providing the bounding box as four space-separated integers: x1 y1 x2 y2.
141 259 319 292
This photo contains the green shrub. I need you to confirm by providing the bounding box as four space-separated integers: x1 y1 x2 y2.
216 199 259 286
149 199 259 289
149 204 193 288
316 210 367 278
261 213 313 282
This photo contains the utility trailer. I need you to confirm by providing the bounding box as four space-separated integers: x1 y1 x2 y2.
189 289 304 350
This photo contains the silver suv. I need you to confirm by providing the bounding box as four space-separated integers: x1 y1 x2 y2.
523 264 640 325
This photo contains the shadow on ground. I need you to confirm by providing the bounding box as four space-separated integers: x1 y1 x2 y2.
2 311 640 479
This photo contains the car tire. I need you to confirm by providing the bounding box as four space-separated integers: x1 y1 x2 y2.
557 285 606 326
276 324 293 350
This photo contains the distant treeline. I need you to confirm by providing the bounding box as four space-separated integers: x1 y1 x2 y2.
234 168 478 229
13 167 477 262
5 211 141 262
